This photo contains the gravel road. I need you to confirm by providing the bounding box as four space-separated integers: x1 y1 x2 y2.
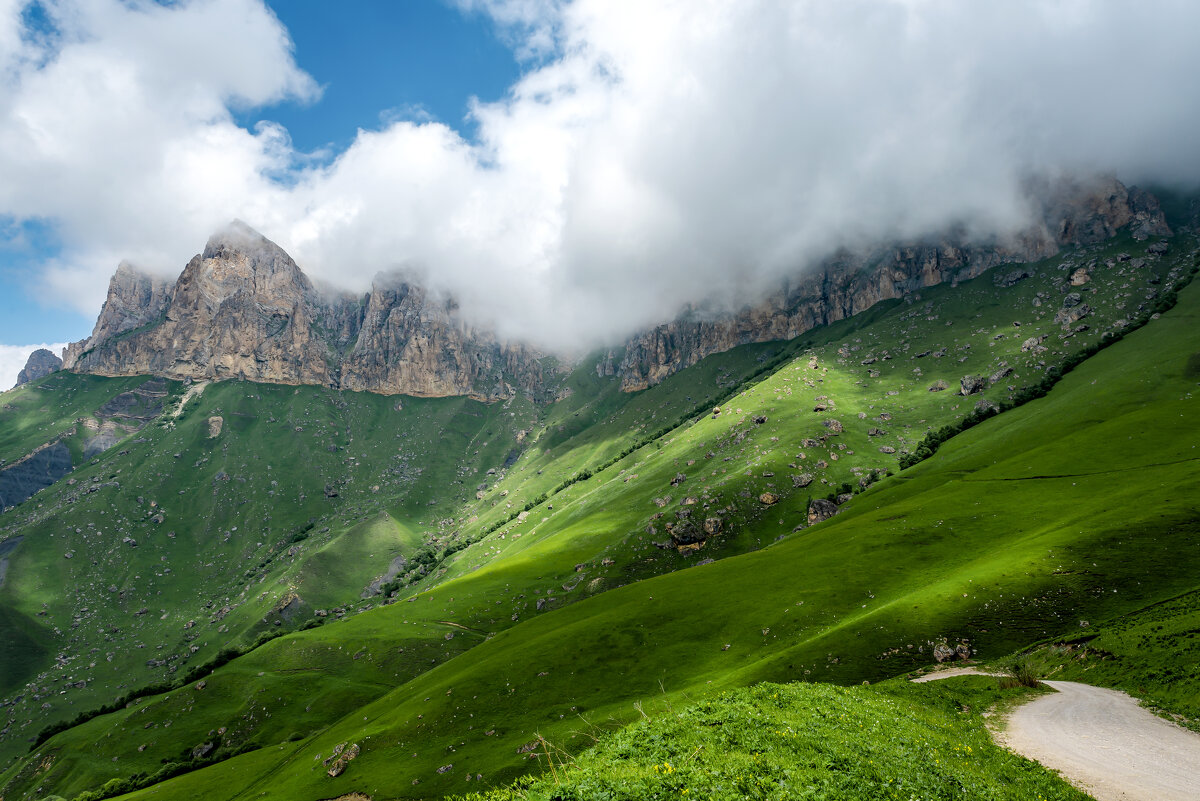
999 680 1200 801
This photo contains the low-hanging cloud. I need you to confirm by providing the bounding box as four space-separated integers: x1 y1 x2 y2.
3 0 1200 350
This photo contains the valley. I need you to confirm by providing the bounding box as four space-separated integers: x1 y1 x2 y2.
0 214 1195 799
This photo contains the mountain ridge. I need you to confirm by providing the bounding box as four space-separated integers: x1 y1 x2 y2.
61 177 1171 399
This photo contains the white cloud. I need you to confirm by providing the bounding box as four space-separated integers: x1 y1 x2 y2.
3 0 1200 351
0 344 66 391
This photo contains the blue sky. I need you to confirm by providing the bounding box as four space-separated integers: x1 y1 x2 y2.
0 0 520 348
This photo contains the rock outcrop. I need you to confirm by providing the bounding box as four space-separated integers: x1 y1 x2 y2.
62 263 172 368
14 349 62 387
338 281 551 400
0 441 72 510
65 223 559 402
65 176 1170 401
615 177 1171 390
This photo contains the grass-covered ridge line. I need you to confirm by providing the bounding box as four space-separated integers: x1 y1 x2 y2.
900 254 1200 469
453 678 1088 801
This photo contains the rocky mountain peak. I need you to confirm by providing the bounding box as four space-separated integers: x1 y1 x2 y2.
62 261 173 369
62 223 559 400
14 348 62 388
179 221 313 313
62 177 1174 400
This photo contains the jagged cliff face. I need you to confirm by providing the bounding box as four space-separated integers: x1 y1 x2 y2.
14 349 62 387
68 223 335 386
62 263 172 368
64 178 1171 400
338 282 552 399
64 223 557 401
616 177 1173 390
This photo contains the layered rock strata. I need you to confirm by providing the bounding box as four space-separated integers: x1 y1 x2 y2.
616 176 1171 390
65 177 1170 399
64 222 557 401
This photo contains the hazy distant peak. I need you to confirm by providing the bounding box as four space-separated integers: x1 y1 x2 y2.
202 220 278 259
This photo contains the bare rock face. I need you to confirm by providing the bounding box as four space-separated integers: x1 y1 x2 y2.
62 263 172 369
69 222 334 386
65 176 1169 402
338 281 553 401
67 223 556 401
615 177 1170 391
14 349 62 386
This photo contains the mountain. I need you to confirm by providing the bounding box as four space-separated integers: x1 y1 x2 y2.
616 176 1171 390
63 222 560 402
0 182 1193 800
62 179 1168 401
13 349 61 388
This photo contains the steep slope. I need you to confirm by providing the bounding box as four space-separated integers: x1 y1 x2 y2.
616 176 1171 389
0 333 783 772
92 249 1197 801
1 229 1193 800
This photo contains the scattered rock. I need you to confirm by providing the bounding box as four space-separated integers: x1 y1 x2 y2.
927 379 948 392
931 640 972 663
758 492 779 505
959 375 986 395
1054 304 1091 326
808 498 839 525
823 419 843 434
669 520 704 545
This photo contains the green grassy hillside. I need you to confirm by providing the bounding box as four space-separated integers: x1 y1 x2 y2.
1013 588 1200 728
0 230 1196 800
454 677 1090 801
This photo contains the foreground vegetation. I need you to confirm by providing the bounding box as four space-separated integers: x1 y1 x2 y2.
454 677 1088 801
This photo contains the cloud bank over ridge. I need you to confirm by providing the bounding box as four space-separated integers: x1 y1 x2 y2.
3 0 1200 349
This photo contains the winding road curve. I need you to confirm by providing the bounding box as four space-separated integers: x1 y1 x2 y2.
998 680 1200 801
916 669 1200 800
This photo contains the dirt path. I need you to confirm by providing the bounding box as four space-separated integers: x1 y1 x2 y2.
910 666 999 683
914 669 1200 800
998 680 1200 801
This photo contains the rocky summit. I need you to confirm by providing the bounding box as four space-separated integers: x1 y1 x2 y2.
63 222 561 402
63 178 1170 401
13 349 61 388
